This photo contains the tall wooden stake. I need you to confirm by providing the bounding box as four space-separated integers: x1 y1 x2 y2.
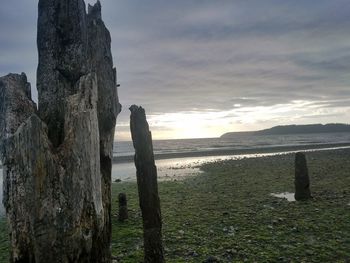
129 105 164 263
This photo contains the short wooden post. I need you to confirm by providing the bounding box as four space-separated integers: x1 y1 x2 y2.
118 193 128 222
294 152 312 201
129 105 164 263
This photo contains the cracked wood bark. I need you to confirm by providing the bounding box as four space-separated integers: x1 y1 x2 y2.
0 1 120 262
129 105 164 263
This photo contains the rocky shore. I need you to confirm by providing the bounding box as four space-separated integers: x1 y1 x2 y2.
1 148 350 262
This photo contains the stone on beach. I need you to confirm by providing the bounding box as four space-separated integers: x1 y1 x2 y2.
294 152 312 201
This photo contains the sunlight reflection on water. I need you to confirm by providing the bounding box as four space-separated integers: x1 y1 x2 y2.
112 145 350 181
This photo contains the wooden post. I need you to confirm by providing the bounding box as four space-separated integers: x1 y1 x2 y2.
118 193 128 222
129 105 164 263
294 152 312 201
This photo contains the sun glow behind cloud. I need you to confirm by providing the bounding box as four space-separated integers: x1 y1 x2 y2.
115 99 350 141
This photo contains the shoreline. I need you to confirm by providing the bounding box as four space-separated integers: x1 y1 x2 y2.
1 142 350 169
110 144 350 183
2 143 350 184
112 142 350 164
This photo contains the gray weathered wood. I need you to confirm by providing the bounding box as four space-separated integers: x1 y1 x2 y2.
129 105 164 263
0 1 119 262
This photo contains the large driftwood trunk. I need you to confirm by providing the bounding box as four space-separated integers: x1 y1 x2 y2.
129 105 164 263
0 1 120 262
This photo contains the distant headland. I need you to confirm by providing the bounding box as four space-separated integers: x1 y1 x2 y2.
221 123 350 138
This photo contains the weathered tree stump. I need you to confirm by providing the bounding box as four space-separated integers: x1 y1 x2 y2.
118 193 128 222
0 1 120 262
294 152 312 201
129 105 164 263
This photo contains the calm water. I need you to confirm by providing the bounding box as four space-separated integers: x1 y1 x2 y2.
114 132 350 158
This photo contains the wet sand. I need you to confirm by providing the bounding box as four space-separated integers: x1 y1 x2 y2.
111 143 350 181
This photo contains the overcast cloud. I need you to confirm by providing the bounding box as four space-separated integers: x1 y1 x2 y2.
1 0 350 140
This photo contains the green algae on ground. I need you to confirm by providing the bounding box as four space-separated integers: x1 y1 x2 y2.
1 149 350 262
111 149 350 262
0 218 9 262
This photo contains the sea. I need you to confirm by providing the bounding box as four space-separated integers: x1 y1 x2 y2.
1 132 350 216
114 132 350 158
111 132 350 179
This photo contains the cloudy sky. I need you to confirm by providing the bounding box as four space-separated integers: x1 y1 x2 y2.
1 0 350 140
